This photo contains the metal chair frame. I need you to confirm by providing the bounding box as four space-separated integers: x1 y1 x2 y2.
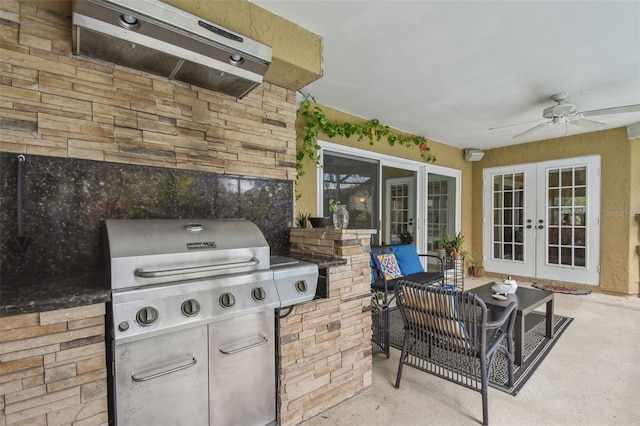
394 280 517 425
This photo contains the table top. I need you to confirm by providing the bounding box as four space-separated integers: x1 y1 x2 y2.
471 282 554 314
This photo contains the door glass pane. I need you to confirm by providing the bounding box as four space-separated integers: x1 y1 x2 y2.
323 152 378 240
490 172 525 261
427 173 456 252
546 165 587 268
383 167 416 245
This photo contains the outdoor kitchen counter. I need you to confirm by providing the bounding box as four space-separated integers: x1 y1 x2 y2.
0 256 345 317
0 271 110 317
286 253 348 268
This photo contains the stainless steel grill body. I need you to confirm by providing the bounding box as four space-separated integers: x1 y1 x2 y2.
105 219 317 426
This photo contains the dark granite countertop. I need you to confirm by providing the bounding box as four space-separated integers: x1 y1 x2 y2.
287 254 347 268
0 255 344 317
0 272 111 317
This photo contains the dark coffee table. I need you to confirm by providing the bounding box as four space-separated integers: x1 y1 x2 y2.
472 282 555 366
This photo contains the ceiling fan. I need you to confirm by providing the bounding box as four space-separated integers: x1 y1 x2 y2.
489 93 640 138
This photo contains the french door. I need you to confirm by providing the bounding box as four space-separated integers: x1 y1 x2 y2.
483 156 601 285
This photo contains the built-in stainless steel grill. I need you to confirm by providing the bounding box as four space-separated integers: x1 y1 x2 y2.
105 219 318 426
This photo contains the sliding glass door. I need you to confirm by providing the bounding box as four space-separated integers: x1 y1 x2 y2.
426 173 458 253
322 153 379 241
319 142 460 252
384 168 417 245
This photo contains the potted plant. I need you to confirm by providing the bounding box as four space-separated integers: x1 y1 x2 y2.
371 290 385 314
439 233 453 257
295 212 311 228
468 255 485 277
398 231 414 244
450 232 465 254
440 232 465 257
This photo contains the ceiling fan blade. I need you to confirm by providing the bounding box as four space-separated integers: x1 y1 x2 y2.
570 117 607 129
488 119 546 131
580 104 640 117
513 121 551 138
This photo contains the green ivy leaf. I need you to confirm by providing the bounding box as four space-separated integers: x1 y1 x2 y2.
295 93 436 183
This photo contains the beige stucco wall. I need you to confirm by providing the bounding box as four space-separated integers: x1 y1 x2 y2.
471 127 636 295
629 139 640 294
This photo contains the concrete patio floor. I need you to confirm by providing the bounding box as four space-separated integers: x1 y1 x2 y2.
302 278 640 426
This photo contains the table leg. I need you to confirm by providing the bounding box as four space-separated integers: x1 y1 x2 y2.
515 312 524 366
546 298 555 339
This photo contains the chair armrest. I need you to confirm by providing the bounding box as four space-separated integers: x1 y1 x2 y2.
418 254 445 274
370 263 390 292
485 301 517 357
486 301 517 330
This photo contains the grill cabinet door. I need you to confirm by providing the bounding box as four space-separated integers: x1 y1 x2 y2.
114 326 209 426
209 310 276 426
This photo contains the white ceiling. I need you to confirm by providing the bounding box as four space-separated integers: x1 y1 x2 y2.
253 0 640 150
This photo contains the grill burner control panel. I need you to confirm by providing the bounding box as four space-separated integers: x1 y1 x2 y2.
111 271 281 343
272 260 318 308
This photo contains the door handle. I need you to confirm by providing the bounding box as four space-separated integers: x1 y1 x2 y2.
219 335 268 354
131 356 197 382
134 258 259 278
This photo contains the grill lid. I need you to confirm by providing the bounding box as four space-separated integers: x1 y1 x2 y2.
106 219 269 257
106 219 271 289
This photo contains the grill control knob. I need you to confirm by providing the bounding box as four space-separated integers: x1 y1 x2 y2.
295 280 308 293
136 307 158 326
181 299 200 317
219 292 236 309
251 287 267 302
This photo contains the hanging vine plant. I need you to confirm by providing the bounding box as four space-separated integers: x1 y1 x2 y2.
296 94 436 178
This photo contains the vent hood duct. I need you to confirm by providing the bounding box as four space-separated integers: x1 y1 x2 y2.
72 0 272 99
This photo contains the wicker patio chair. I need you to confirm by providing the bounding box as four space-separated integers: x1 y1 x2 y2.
370 245 445 358
394 280 517 425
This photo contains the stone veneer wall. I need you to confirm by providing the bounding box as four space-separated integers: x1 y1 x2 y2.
0 0 298 180
0 305 107 425
281 228 375 425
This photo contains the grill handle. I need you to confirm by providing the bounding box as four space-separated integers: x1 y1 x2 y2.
218 335 268 355
131 356 197 382
134 257 259 279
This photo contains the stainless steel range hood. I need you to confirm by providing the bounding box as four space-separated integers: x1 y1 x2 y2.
72 0 272 99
